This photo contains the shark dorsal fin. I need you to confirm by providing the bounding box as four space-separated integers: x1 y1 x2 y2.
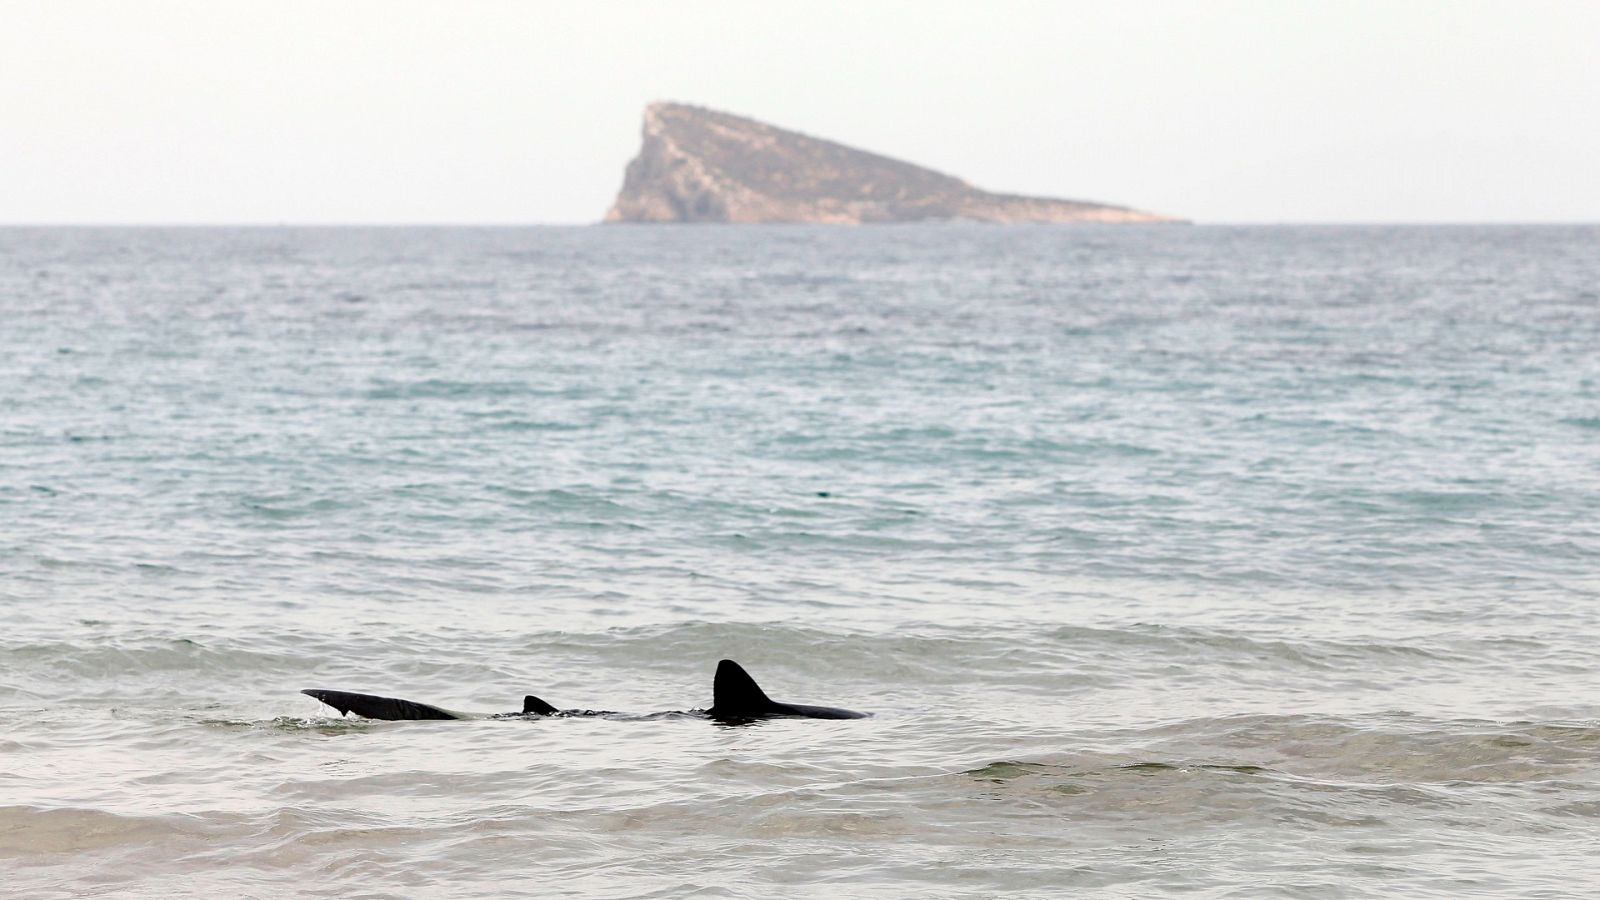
523 695 557 715
713 659 775 713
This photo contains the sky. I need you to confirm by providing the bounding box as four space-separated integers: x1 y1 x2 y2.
2 0 1597 224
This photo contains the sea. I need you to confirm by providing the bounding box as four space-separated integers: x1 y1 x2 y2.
1 224 1598 898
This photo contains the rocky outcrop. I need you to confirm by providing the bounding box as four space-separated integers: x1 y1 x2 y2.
605 102 1180 224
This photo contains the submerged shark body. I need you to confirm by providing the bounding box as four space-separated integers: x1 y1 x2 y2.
302 659 869 723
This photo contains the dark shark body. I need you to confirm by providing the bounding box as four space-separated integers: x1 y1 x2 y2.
299 689 556 721
704 659 868 721
301 659 868 723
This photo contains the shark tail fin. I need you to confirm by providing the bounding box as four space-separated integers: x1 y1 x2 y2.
712 659 776 713
523 695 558 715
302 689 459 721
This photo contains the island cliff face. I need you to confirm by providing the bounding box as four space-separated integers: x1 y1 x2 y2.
605 102 1179 224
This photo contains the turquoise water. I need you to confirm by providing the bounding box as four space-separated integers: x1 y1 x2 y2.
2 225 1598 897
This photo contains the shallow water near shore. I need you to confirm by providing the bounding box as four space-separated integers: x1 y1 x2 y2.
2 224 1599 897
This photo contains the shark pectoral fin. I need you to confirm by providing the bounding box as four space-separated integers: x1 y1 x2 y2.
523 695 558 715
301 689 459 721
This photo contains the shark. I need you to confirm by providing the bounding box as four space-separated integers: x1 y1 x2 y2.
301 659 870 723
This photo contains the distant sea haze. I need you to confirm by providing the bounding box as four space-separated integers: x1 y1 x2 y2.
2 224 1598 897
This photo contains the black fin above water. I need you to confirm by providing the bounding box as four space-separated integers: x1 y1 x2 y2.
299 660 869 723
302 688 459 721
707 659 869 721
711 659 776 713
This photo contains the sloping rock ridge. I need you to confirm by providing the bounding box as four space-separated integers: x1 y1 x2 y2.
605 102 1180 224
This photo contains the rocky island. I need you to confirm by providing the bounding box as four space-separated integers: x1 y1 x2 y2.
605 102 1179 224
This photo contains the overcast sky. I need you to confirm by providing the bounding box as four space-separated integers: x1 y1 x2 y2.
3 0 1597 224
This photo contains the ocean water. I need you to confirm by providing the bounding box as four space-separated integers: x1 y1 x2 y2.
2 224 1598 898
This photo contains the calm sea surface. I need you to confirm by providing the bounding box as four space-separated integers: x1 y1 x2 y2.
2 225 1598 898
